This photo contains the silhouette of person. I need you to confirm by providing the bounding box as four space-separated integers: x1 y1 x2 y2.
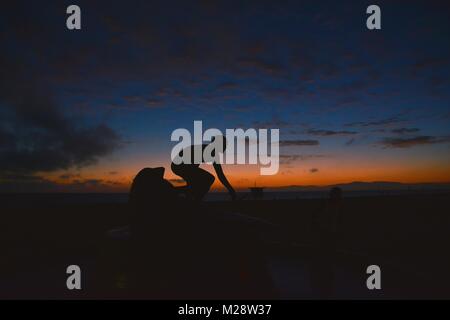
129 167 176 209
102 166 277 298
311 187 343 298
171 135 236 202
127 167 195 297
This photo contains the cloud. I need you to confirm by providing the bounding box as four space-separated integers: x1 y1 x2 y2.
121 96 165 109
279 154 327 164
146 98 164 108
309 168 319 173
0 120 121 174
0 173 127 193
253 117 291 129
237 58 285 76
345 116 404 128
345 138 355 146
0 50 122 176
59 173 81 180
307 129 357 136
280 140 320 146
0 174 59 193
123 96 142 103
391 128 420 134
216 82 239 90
379 136 450 148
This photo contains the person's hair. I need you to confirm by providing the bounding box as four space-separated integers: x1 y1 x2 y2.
129 167 174 205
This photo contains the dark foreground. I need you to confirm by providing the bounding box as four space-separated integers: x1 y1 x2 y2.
1 193 449 299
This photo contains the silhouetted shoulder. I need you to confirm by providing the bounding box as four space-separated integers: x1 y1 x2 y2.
129 167 175 206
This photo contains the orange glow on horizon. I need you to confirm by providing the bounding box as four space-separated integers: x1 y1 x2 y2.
41 157 450 192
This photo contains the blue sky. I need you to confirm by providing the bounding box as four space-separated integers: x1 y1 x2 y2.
0 0 449 191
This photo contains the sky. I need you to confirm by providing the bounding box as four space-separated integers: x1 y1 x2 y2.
0 0 449 192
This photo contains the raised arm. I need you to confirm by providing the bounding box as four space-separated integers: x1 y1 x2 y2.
213 163 236 200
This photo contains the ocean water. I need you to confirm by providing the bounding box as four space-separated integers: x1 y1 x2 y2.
0 189 440 208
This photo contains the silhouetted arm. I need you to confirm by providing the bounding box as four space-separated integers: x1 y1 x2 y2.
213 163 236 200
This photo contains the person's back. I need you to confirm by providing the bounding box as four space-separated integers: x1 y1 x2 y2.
128 167 181 297
129 167 176 237
171 135 236 202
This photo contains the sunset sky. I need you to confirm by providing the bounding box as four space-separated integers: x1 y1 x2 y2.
0 0 449 192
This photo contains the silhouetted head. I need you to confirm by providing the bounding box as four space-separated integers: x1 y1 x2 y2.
129 167 175 206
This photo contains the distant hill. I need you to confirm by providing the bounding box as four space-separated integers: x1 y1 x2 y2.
267 181 450 192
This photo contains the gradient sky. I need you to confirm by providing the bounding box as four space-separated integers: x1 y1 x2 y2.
0 0 449 192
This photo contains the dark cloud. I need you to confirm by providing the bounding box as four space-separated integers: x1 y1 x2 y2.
307 129 357 136
0 119 121 175
345 138 355 146
391 128 420 134
280 154 327 164
345 116 404 128
123 96 143 103
237 58 285 76
379 136 450 148
59 173 81 180
333 95 360 108
0 173 128 193
0 49 122 176
216 82 239 90
309 168 319 173
280 140 319 146
120 96 165 109
253 118 292 129
0 174 59 193
1 1 355 95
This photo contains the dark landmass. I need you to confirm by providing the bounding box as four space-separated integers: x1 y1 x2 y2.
267 181 450 192
0 192 449 299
